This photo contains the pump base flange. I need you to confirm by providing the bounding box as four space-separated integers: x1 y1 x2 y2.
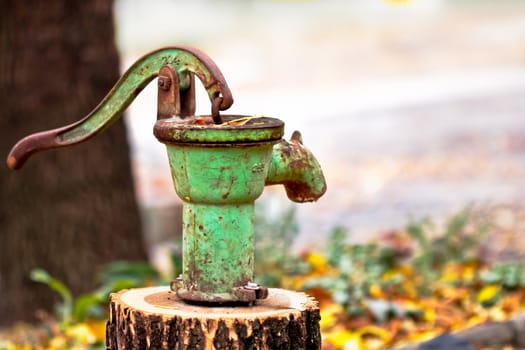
173 285 268 305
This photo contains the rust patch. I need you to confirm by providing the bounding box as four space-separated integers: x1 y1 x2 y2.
6 155 16 170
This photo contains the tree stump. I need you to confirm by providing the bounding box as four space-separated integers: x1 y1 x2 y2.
106 286 321 349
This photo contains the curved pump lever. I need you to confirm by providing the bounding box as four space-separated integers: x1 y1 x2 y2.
7 46 233 170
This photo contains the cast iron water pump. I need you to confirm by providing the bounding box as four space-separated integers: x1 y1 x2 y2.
8 46 327 304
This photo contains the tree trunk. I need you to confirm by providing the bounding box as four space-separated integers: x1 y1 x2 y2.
106 287 322 350
0 0 147 325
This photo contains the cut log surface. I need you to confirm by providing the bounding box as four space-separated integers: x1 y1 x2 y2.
106 286 321 350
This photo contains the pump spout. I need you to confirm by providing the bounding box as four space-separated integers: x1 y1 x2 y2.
266 131 327 202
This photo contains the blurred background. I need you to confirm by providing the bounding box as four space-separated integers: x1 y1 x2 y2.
115 0 525 255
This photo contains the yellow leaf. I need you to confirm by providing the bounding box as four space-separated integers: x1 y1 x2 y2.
406 330 440 343
47 336 67 349
65 323 97 344
320 303 344 330
436 286 468 300
358 325 392 350
357 325 391 340
222 115 264 126
439 264 461 283
86 320 107 341
398 300 423 314
325 329 359 349
488 306 507 322
462 264 476 282
477 285 501 306
362 337 386 350
423 308 436 322
369 284 384 299
305 252 329 274
381 269 401 281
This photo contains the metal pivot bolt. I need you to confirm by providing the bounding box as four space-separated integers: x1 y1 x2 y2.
244 282 269 300
158 75 171 90
7 45 327 305
244 282 259 289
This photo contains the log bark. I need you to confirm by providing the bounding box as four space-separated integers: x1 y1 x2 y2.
106 287 321 350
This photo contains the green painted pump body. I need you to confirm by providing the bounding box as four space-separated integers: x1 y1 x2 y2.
154 115 326 303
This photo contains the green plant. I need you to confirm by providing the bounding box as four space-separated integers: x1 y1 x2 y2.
482 262 525 290
254 203 310 287
406 207 489 294
30 269 74 328
297 206 493 319
30 261 159 326
304 227 399 315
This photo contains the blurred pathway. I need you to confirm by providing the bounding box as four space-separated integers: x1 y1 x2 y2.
115 1 525 251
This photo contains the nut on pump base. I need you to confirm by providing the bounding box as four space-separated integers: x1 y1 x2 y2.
7 46 327 305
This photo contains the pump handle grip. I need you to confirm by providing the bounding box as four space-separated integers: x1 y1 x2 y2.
7 46 233 170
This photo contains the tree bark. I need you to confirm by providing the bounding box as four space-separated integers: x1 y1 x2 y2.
106 287 322 350
0 0 147 325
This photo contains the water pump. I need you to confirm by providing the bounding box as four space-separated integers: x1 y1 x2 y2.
8 46 326 304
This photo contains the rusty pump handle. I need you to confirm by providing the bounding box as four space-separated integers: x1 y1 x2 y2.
7 46 233 170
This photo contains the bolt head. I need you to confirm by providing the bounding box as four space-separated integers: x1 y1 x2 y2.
170 275 184 292
244 282 259 290
158 76 171 90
